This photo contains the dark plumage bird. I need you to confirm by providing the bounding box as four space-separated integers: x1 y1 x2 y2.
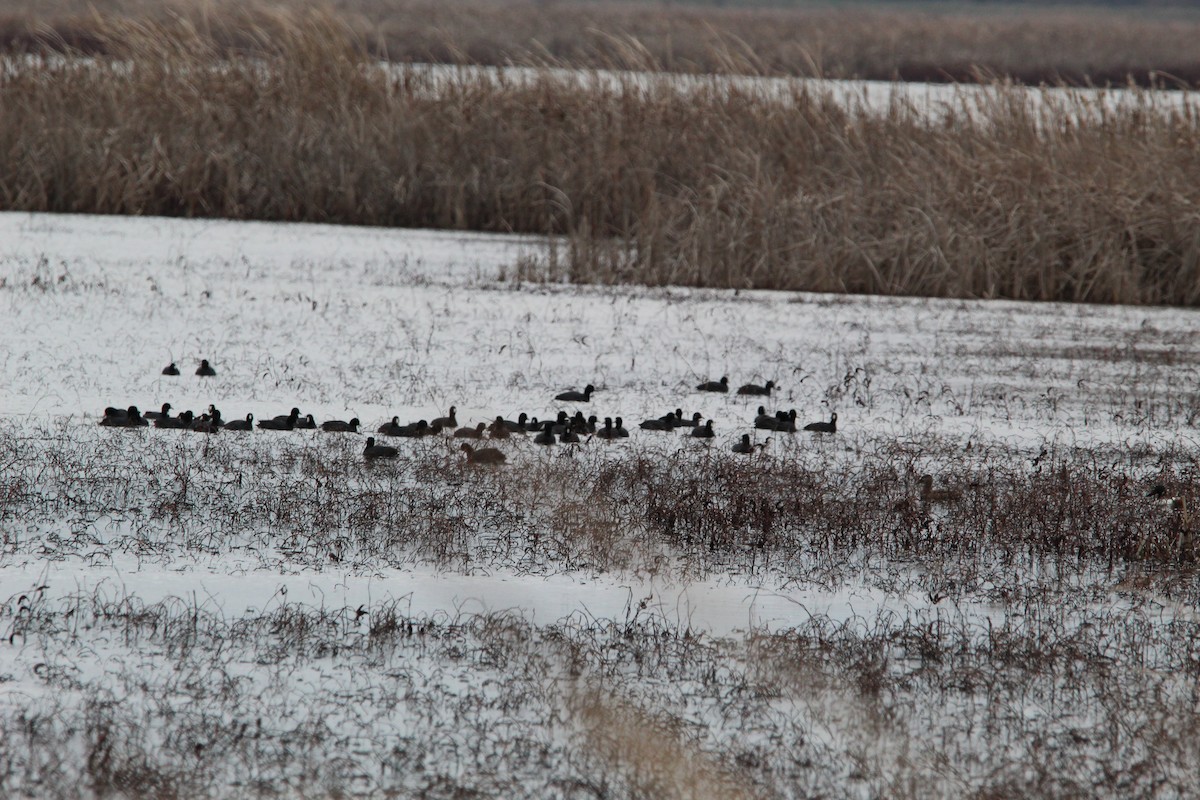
690 420 715 438
559 429 581 443
454 422 487 439
555 384 595 402
549 411 571 435
613 417 629 438
392 420 432 437
290 414 315 430
522 416 544 432
363 437 399 459
195 359 216 377
460 443 506 465
737 380 776 396
499 413 528 433
431 407 457 431
155 410 195 429
697 376 729 393
534 428 556 446
640 416 670 431
258 409 300 431
732 434 755 454
321 418 360 433
488 417 511 439
101 405 148 427
191 414 220 434
774 410 798 433
270 408 301 425
224 413 254 431
378 416 403 436
661 409 685 427
595 417 617 439
161 363 180 376
803 412 838 433
144 403 173 421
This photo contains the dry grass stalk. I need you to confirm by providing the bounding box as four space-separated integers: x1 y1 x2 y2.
3 10 1200 304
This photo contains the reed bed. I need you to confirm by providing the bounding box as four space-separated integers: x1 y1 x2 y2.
6 0 1200 86
4 12 1200 304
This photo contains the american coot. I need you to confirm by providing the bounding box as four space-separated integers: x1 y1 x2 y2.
534 428 556 446
639 416 669 431
224 413 253 431
732 434 754 454
162 363 180 376
206 406 224 427
522 416 544 432
499 413 528 433
555 384 595 402
321 418 360 433
697 376 729 393
101 406 148 427
559 429 581 443
363 437 399 459
155 410 195 429
737 380 776 396
144 403 173 421
595 417 617 440
191 414 220 434
378 416 403 435
774 410 798 433
803 412 838 433
258 409 300 431
488 417 512 439
454 422 487 439
919 474 961 504
690 420 715 438
460 443 506 464
661 408 685 427
431 407 457 430
294 414 317 430
613 417 629 438
391 420 431 438
753 406 776 429
270 408 302 425
196 359 216 377
549 412 572 435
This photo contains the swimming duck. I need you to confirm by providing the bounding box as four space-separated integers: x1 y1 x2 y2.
454 422 487 439
155 410 195 429
737 380 775 397
321 418 360 433
803 412 837 433
257 409 300 431
690 420 715 438
697 376 729 393
363 437 399 459
732 434 754 454
162 363 180 376
555 384 595 402
460 443 506 464
195 359 216 377
223 413 254 431
143 403 173 421
431 406 457 430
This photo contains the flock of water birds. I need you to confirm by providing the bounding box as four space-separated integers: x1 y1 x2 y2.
98 361 840 465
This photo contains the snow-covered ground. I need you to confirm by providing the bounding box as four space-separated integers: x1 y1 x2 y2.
2 211 1199 797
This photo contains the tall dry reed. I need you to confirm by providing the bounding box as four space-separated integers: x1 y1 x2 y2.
5 0 1200 86
3 11 1200 304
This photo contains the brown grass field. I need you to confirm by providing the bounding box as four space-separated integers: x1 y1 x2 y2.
3 9 1200 305
4 0 1200 86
